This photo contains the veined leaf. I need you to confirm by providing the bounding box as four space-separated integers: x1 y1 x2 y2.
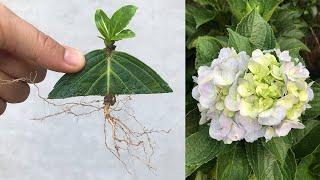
278 37 310 59
245 140 296 180
95 9 112 40
186 127 230 177
296 144 320 180
48 50 172 99
227 0 283 21
227 28 253 53
186 4 215 28
236 9 276 50
262 136 292 165
216 142 251 180
110 5 137 36
111 29 135 41
195 36 221 69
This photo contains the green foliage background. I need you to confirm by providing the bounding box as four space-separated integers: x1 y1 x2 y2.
186 0 320 179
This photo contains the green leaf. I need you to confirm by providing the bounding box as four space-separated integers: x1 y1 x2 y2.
186 94 200 137
216 142 251 180
186 4 215 28
236 8 276 50
246 140 297 180
262 136 292 165
111 29 135 41
291 120 320 145
48 50 172 99
278 37 310 59
195 36 221 69
296 144 320 180
110 5 137 37
186 127 229 177
302 82 320 120
293 123 320 159
227 28 253 53
95 9 112 40
227 0 283 21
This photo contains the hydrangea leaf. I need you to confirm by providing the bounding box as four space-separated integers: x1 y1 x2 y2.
227 0 283 21
48 50 172 99
216 142 251 180
186 4 215 29
296 144 320 180
293 123 320 159
302 82 320 120
245 140 297 180
227 28 253 53
262 136 292 165
278 37 310 60
186 94 200 137
236 8 276 50
195 36 221 69
186 127 231 177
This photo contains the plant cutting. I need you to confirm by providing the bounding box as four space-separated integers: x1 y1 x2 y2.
186 0 320 179
38 5 172 171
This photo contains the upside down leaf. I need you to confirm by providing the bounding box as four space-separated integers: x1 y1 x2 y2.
48 50 172 99
236 8 276 50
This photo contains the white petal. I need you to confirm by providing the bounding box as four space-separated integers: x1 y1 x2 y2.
227 123 245 141
275 120 305 137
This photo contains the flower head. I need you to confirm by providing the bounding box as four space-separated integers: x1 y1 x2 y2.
192 48 313 143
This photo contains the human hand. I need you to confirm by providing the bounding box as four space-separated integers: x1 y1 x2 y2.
0 4 85 115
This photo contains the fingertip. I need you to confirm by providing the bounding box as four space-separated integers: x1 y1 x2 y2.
63 47 86 73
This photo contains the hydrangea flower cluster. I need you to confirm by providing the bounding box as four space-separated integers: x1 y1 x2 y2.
192 48 314 144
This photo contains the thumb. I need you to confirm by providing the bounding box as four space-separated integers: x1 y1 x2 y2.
0 4 85 73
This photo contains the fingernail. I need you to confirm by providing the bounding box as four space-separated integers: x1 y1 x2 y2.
64 47 85 68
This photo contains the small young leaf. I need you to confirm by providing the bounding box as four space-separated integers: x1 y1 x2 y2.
227 28 253 53
236 8 276 50
111 29 135 41
195 36 221 69
110 5 137 37
48 50 172 99
216 142 251 180
95 9 111 40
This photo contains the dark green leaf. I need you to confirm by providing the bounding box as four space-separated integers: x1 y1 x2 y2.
186 127 230 177
48 50 172 99
110 5 137 36
95 9 111 40
291 120 320 145
111 29 135 41
195 36 221 69
302 82 320 120
296 144 320 180
216 142 251 180
236 9 276 50
186 95 200 137
293 123 320 159
246 140 297 180
227 28 253 53
262 136 292 165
